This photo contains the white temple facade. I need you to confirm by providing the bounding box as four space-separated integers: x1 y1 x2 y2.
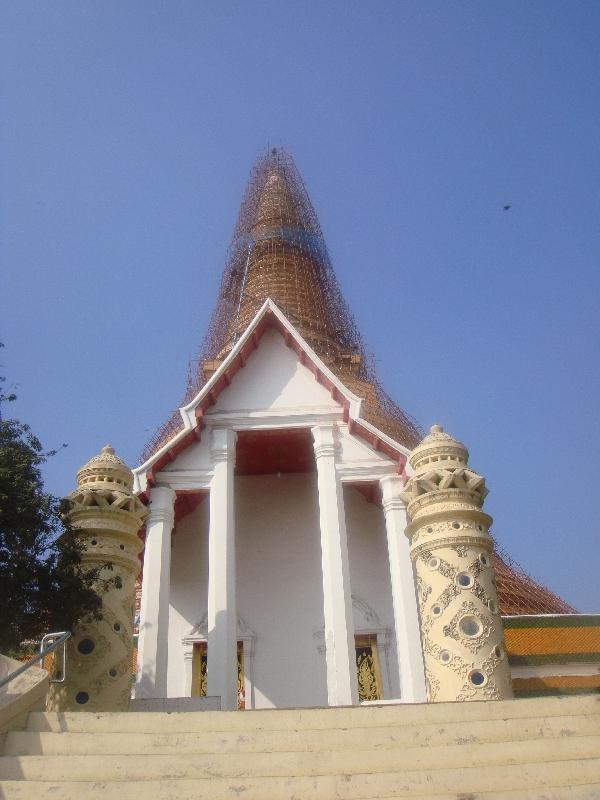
128 149 523 711
133 301 426 710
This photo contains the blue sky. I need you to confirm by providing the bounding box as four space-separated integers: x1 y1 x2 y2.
2 1 599 611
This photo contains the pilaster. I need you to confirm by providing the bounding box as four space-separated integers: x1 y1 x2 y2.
207 428 238 710
380 475 427 702
312 424 358 707
136 485 176 698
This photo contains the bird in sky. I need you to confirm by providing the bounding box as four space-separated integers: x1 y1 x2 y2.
503 204 511 211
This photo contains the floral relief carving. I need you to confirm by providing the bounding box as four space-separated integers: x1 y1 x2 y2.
470 580 490 607
426 670 440 701
426 639 467 677
466 557 484 578
437 558 456 581
416 576 432 604
436 581 460 611
456 676 501 702
442 601 493 654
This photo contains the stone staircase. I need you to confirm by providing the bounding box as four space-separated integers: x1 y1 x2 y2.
1 695 600 798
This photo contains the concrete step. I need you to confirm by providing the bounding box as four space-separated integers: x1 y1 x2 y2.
6 713 600 755
2 736 600 781
24 694 599 733
1 760 600 799
3 696 600 798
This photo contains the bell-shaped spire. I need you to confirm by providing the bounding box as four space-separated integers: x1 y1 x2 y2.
199 148 421 445
207 148 359 363
143 148 422 458
252 167 301 233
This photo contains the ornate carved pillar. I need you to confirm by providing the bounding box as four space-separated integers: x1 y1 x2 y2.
207 428 238 710
400 425 513 702
47 446 147 711
135 484 176 698
312 424 358 707
380 475 427 702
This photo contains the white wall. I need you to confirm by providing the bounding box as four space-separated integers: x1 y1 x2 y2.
167 473 401 707
236 473 327 708
168 473 327 707
167 494 209 697
159 323 410 706
209 327 339 415
344 485 400 699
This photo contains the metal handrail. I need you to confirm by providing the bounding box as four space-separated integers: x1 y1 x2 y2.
0 631 71 690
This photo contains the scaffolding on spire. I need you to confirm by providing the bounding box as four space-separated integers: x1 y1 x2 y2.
494 547 576 615
141 147 421 461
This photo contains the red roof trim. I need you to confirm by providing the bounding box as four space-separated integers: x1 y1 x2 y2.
143 311 407 490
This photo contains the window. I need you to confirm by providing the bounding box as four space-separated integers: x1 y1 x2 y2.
355 634 383 701
192 642 246 709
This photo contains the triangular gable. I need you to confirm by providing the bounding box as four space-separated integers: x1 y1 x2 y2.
133 300 409 495
207 326 340 414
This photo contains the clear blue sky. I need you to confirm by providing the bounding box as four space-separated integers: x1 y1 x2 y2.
2 2 599 611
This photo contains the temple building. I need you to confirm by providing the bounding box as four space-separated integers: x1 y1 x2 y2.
4 148 600 800
132 149 597 710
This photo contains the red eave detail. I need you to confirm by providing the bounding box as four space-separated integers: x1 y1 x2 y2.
174 489 208 525
141 308 407 490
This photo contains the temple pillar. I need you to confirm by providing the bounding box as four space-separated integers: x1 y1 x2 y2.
47 446 147 711
136 485 176 698
401 425 513 702
380 475 427 702
312 424 358 707
207 428 238 711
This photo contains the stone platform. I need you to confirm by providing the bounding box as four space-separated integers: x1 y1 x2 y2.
1 695 600 798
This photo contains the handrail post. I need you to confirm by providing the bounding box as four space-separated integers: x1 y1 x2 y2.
40 632 69 684
0 631 71 690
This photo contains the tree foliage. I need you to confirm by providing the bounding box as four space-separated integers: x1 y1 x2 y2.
0 385 108 653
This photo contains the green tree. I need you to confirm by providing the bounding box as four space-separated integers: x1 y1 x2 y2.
0 356 108 653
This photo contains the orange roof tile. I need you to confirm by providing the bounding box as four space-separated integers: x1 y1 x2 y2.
513 675 600 693
505 625 600 658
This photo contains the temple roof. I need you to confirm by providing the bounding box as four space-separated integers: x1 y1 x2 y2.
494 550 576 615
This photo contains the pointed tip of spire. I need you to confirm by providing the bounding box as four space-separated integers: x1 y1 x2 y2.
253 156 298 233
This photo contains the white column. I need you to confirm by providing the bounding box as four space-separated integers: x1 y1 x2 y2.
207 428 238 711
182 643 194 697
380 475 427 702
312 424 358 706
136 485 176 698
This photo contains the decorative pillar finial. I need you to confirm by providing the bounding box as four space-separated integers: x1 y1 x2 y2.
47 445 147 711
400 425 513 702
